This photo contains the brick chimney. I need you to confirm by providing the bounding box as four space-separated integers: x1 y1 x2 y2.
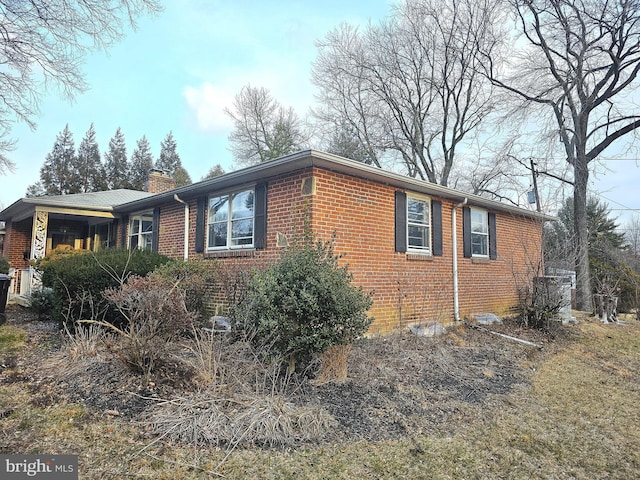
145 169 176 193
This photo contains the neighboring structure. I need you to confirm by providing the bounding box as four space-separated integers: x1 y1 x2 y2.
0 151 553 331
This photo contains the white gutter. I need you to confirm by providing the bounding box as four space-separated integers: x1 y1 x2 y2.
452 197 468 321
173 194 189 261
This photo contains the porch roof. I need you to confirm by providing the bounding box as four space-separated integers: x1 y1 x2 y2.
0 190 153 223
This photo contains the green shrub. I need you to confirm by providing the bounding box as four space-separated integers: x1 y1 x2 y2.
27 287 55 320
234 239 373 369
150 259 218 318
0 257 9 274
37 248 171 324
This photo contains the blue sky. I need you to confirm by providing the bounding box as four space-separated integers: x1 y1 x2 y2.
0 0 391 208
1 0 639 226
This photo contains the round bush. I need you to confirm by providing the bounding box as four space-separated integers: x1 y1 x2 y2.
235 240 373 364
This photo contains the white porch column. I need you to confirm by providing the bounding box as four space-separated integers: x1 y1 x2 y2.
29 210 48 292
31 210 48 260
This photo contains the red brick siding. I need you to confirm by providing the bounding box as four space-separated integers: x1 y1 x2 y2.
4 218 32 270
456 212 542 319
154 166 543 333
307 168 543 332
155 171 314 313
157 203 187 258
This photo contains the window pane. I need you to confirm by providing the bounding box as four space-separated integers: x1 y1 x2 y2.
231 190 254 219
141 233 153 250
142 220 153 233
131 219 140 234
472 233 488 256
231 218 253 245
471 210 488 234
408 225 429 249
130 235 139 250
209 223 227 247
209 196 229 223
408 198 429 224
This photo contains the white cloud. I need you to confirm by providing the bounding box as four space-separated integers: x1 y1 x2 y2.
183 82 235 133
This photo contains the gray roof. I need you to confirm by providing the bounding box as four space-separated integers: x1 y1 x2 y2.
0 189 154 222
117 150 556 221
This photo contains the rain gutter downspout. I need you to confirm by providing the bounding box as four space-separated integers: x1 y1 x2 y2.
452 197 468 322
174 194 189 260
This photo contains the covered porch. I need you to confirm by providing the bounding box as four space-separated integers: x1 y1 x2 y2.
0 189 153 303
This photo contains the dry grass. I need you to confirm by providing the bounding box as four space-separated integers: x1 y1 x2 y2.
313 344 351 384
1 307 639 479
0 325 26 354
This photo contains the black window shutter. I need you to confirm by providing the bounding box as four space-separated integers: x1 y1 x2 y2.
462 207 472 258
152 208 160 252
111 219 119 248
195 196 206 253
395 191 407 253
489 212 497 260
121 215 128 248
254 183 267 249
431 200 443 256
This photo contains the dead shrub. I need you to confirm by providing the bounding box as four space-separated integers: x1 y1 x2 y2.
63 323 109 358
516 278 563 330
149 260 218 318
93 275 197 377
313 344 351 385
147 331 334 450
232 395 335 447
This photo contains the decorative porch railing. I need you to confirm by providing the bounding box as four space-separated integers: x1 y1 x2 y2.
7 268 33 303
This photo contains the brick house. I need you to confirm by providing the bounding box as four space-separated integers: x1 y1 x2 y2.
114 150 552 332
1 151 551 330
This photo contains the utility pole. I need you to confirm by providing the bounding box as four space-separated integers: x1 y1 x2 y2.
530 158 541 212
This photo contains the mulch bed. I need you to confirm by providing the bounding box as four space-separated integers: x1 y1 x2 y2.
0 304 569 445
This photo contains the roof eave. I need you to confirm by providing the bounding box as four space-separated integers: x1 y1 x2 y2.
115 149 556 221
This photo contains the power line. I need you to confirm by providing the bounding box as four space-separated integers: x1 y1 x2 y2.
598 193 640 212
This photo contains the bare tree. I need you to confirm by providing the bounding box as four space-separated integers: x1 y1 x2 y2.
484 0 640 310
312 0 503 186
225 85 307 166
624 215 640 257
0 0 161 174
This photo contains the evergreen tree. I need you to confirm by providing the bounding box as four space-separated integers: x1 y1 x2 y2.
156 131 191 187
202 164 225 180
172 165 192 187
76 123 105 192
156 131 180 173
28 125 76 195
129 135 154 190
104 127 130 189
326 122 374 164
25 182 46 197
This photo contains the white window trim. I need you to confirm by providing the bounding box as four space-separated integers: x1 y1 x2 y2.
406 194 431 254
128 213 153 251
206 188 256 251
470 208 489 258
